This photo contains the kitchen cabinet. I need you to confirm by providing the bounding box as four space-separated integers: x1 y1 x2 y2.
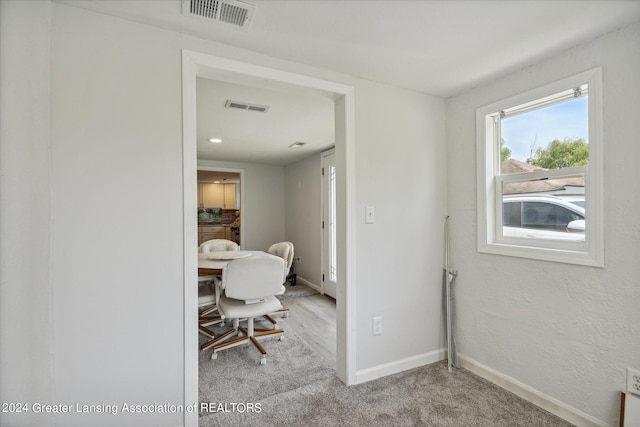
197 183 237 209
200 183 224 207
198 225 231 245
224 183 236 209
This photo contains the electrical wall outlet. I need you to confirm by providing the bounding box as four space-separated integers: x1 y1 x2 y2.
372 316 382 335
628 368 640 396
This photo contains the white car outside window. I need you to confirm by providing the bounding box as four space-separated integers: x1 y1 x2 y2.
503 195 585 242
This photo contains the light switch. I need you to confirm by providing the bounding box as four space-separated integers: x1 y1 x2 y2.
365 206 375 224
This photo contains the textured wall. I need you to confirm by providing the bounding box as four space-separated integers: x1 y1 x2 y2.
446 22 640 425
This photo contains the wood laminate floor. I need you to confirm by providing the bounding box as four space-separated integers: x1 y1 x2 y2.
279 292 336 369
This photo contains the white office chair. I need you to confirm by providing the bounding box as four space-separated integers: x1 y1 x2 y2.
268 241 296 284
198 239 239 336
199 239 240 253
268 241 294 274
264 241 295 324
203 253 286 365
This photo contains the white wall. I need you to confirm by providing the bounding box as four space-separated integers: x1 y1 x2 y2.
354 81 447 374
50 5 185 426
0 3 447 425
0 1 54 426
285 153 323 288
198 160 286 251
446 22 640 426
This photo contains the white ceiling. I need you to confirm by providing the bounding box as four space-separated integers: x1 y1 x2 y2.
197 170 241 183
56 0 640 165
197 78 335 165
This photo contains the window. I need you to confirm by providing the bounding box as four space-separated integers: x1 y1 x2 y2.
476 68 603 266
328 164 337 282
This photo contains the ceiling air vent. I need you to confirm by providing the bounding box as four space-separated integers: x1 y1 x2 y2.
225 100 269 113
182 0 256 31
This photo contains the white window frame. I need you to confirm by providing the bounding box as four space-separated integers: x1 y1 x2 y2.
476 68 604 267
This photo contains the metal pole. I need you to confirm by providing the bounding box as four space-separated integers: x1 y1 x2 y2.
444 216 458 372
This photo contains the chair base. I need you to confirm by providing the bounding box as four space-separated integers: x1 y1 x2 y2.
200 303 218 318
198 307 225 338
198 279 226 337
205 318 284 364
287 273 297 286
264 306 289 326
198 314 225 338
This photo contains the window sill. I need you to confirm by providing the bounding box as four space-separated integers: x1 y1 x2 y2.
479 241 604 267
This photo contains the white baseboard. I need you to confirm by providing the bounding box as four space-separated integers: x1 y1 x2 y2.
296 276 322 293
457 354 610 427
355 348 446 384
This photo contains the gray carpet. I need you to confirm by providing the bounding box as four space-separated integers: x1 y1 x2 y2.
199 318 334 404
199 297 571 427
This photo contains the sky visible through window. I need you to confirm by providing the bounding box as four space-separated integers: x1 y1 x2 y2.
502 97 588 162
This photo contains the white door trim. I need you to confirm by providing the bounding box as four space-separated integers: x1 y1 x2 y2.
181 50 357 427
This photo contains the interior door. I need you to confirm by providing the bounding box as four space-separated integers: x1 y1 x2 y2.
322 149 337 298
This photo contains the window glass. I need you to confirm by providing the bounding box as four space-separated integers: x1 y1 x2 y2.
497 87 588 243
476 68 603 266
503 201 521 227
521 202 583 231
501 95 588 173
329 165 337 283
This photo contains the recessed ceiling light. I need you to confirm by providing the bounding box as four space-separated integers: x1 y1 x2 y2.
209 138 223 143
289 141 307 148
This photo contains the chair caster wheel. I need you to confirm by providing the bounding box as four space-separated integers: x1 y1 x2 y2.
219 321 225 327
260 357 266 365
211 352 218 360
279 335 285 341
283 312 289 318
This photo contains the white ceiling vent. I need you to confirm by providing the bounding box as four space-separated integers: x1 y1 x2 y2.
182 0 256 31
225 100 270 113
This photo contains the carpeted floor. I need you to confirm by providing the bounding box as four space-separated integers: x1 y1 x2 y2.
199 319 335 404
199 290 572 427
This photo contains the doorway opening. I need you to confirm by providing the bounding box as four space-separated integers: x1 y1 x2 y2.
182 50 356 426
196 167 244 248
